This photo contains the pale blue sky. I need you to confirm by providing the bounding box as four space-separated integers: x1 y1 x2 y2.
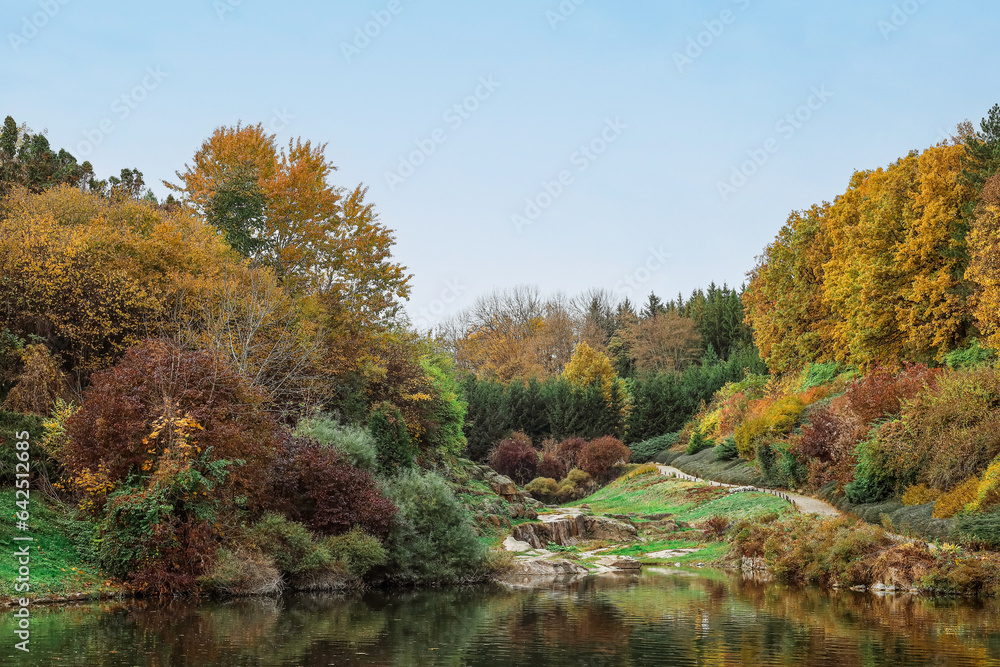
3 0 996 328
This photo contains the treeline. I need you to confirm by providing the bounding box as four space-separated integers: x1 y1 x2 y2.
744 108 1000 372
441 283 752 383
462 344 764 457
448 283 765 457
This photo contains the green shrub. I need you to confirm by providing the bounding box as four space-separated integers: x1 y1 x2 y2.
294 416 378 473
845 420 919 504
248 513 333 577
714 437 739 462
943 340 997 370
418 354 468 456
525 477 560 504
368 402 415 475
756 442 778 485
322 527 387 577
957 509 1000 547
686 430 715 456
775 443 807 487
801 362 843 389
382 470 486 583
629 432 679 463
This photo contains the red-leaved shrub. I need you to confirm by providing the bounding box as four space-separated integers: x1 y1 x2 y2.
538 452 567 481
490 436 538 484
556 437 587 468
265 436 396 538
578 437 631 480
800 407 843 462
844 364 938 424
63 339 282 507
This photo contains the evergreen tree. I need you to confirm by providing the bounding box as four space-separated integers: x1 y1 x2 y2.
368 402 415 474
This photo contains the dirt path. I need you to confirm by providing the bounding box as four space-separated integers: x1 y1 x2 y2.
656 465 841 517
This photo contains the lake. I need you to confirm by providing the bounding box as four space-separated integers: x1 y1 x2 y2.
5 569 1000 666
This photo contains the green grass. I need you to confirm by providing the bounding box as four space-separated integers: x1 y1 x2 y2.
647 542 730 565
675 491 793 523
568 473 702 515
571 471 795 524
605 538 699 558
0 489 118 600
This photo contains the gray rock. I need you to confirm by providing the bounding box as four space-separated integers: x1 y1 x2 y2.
503 536 534 553
583 515 638 542
510 558 589 576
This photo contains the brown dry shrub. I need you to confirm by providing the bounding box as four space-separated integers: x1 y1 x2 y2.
578 437 631 480
63 339 282 508
200 547 283 597
537 452 567 481
866 543 936 588
843 364 938 424
489 436 538 484
908 368 1000 490
556 437 587 468
2 344 72 415
702 515 729 540
539 437 559 455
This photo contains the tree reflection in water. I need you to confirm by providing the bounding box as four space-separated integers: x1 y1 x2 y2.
4 570 1000 666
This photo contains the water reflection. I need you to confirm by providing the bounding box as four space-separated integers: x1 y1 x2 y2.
5 570 1000 666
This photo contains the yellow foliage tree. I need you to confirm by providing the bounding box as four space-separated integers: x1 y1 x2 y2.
0 185 238 378
967 175 1000 350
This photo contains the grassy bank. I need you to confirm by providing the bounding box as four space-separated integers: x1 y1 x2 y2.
505 468 795 570
0 490 121 603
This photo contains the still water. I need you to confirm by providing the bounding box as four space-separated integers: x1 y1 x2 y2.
5 569 1000 666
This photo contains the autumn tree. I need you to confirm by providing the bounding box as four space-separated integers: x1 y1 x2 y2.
744 204 834 373
968 175 1000 349
168 123 411 319
0 186 240 380
823 145 973 367
619 312 701 374
443 286 547 382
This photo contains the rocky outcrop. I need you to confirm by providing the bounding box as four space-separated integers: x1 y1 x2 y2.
595 556 642 571
583 516 638 542
503 536 534 553
513 513 586 548
509 558 590 576
489 475 520 499
507 503 538 520
511 513 637 548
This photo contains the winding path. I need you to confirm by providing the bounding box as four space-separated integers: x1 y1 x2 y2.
656 465 841 517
